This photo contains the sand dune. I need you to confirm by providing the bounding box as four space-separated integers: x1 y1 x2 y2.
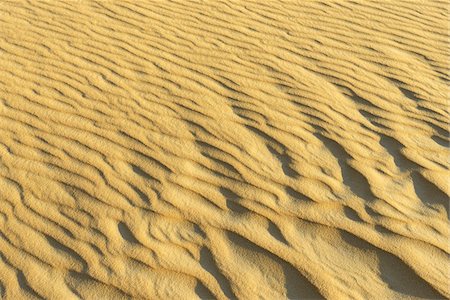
0 0 449 299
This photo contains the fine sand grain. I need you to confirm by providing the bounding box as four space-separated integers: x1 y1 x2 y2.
0 1 449 299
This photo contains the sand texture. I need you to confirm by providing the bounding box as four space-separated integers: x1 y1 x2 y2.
0 0 449 299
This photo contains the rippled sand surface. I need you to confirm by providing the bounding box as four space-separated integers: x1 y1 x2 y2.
0 1 449 299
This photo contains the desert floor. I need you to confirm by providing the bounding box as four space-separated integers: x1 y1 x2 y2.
0 1 448 299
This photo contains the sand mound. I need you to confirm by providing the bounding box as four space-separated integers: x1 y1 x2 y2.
0 0 448 299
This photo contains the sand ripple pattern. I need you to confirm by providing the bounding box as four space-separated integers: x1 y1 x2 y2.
0 0 449 299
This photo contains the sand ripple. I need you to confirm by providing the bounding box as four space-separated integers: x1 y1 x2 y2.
0 1 448 299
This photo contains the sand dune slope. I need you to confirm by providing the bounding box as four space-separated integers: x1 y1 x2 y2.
0 0 449 299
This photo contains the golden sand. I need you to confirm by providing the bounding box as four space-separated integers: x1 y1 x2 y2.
0 0 448 299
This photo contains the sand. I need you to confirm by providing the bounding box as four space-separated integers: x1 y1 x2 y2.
0 0 448 299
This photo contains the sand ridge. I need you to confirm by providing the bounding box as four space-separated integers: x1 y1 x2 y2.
0 0 449 299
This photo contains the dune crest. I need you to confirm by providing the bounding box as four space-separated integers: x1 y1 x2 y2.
0 0 448 299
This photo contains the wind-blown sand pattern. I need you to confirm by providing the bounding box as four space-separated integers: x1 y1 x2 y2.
0 0 449 299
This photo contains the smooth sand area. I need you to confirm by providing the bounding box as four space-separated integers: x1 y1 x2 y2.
0 1 448 299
